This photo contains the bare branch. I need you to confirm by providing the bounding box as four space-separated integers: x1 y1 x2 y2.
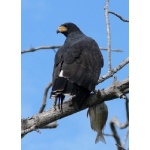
111 117 128 129
21 46 60 54
109 94 129 149
104 100 129 149
104 0 112 71
39 82 52 113
21 78 129 137
122 129 129 148
110 121 122 150
103 133 113 136
21 45 123 54
98 57 129 83
108 91 129 150
110 94 129 129
108 11 129 22
115 144 126 150
124 95 129 122
100 48 123 52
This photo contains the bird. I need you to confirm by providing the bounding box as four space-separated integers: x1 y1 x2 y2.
50 22 104 110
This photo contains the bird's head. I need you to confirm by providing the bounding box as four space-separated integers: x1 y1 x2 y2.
57 22 81 37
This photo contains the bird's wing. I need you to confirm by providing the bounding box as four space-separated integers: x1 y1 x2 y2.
61 37 103 91
52 45 67 83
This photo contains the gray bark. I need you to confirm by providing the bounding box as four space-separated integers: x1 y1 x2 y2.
21 78 129 138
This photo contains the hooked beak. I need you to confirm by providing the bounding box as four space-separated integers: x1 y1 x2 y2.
56 26 67 34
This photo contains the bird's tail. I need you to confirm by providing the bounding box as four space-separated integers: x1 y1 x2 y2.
72 86 90 110
95 132 106 144
50 77 90 110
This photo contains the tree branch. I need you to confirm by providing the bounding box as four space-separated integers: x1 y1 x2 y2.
109 93 129 150
115 144 126 150
98 57 129 83
122 129 129 148
104 0 112 71
110 94 129 129
110 120 122 150
21 78 129 138
124 95 129 123
39 82 52 113
108 11 129 22
21 46 60 54
21 45 123 54
111 117 128 130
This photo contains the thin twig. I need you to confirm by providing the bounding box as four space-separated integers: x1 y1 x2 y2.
39 82 52 113
108 11 129 22
21 45 123 54
103 133 113 136
111 117 128 129
111 95 129 129
100 47 123 52
104 0 112 71
115 144 126 150
101 48 123 52
124 95 129 122
104 96 129 149
21 46 61 54
110 121 122 150
109 94 129 150
98 57 129 83
122 129 129 148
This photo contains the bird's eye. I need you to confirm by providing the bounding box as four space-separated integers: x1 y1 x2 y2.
64 24 69 28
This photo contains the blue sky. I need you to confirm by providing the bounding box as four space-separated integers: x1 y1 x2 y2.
21 0 129 150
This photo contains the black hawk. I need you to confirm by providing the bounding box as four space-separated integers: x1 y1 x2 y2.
50 22 104 110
